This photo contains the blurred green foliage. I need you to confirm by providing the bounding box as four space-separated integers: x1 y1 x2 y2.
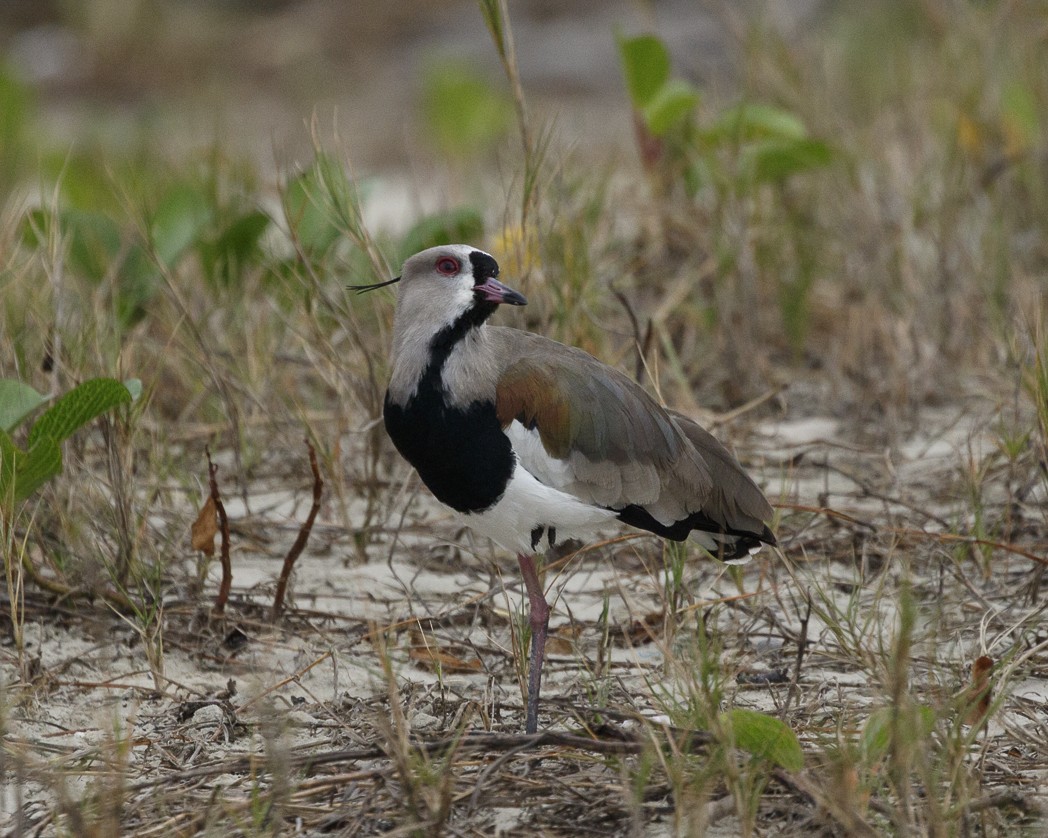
617 32 834 194
21 166 273 328
0 65 32 193
617 32 835 356
399 207 484 262
420 60 514 158
284 154 350 258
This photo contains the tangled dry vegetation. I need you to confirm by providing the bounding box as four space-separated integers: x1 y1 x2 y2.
2 1 1048 835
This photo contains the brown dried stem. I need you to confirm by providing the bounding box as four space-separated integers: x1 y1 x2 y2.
271 440 324 619
206 447 232 618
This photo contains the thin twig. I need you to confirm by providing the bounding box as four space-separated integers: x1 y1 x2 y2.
611 287 648 384
124 729 665 794
271 440 324 619
786 591 812 712
206 447 232 618
777 501 1048 564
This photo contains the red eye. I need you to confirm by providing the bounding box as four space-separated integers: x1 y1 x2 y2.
435 257 460 276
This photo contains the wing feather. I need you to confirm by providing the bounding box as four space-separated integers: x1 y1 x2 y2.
492 331 714 516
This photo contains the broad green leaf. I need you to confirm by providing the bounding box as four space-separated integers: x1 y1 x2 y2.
284 157 348 256
28 378 132 448
0 429 17 501
0 431 63 505
12 436 62 502
722 708 804 771
617 34 670 109
743 139 834 184
399 208 485 262
199 209 271 289
216 210 270 256
64 209 123 284
116 243 162 327
0 380 48 433
152 182 214 267
709 103 808 144
643 79 699 136
215 209 270 258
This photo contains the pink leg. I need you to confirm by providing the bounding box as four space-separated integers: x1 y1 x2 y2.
517 553 550 734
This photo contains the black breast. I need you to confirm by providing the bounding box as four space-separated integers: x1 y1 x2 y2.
384 388 514 513
384 297 515 513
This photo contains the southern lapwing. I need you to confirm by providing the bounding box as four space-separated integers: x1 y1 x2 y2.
353 244 776 734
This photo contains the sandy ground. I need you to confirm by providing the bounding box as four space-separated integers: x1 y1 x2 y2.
3 396 1046 834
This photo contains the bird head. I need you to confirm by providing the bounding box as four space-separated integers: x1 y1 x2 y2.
351 244 526 333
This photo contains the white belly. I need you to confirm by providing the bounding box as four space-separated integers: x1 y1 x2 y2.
463 464 616 554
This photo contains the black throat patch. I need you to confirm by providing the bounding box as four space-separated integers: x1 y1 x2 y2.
469 250 499 282
383 305 514 514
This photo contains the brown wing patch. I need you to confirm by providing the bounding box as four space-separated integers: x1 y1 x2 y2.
495 364 572 459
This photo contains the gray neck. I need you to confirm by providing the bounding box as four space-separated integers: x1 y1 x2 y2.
388 316 500 408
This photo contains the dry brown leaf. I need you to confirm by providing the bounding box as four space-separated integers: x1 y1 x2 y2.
624 610 665 645
964 655 994 726
547 624 582 655
546 636 574 655
191 495 218 556
408 632 482 673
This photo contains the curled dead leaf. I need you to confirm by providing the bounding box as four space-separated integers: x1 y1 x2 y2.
191 495 218 556
964 655 994 727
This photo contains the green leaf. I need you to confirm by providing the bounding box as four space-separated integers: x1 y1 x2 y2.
399 208 485 262
742 138 834 183
643 79 699 136
217 210 270 255
0 431 63 505
28 378 132 448
199 209 271 289
709 103 808 144
284 157 349 256
66 209 123 284
152 182 214 267
12 436 62 502
722 708 804 771
0 429 17 502
617 34 670 109
116 243 162 327
0 380 49 433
